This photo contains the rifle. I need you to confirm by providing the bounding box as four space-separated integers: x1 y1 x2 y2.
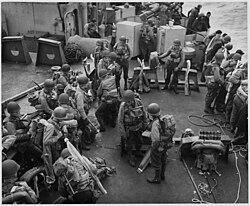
137 57 143 93
32 80 43 90
184 60 191 96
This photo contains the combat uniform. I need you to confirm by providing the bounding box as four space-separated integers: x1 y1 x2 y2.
159 45 184 92
95 74 118 130
113 40 132 89
38 88 58 118
118 98 147 166
204 61 225 113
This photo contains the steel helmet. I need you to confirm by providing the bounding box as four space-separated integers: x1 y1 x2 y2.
61 148 71 159
214 53 225 61
198 13 205 17
77 75 89 85
147 103 161 116
223 35 231 43
44 79 55 89
225 44 233 51
184 128 194 136
102 50 110 57
233 53 242 61
58 93 70 104
99 69 108 78
52 107 67 120
96 40 103 46
109 52 118 60
119 36 126 42
173 39 181 46
56 83 65 90
61 64 71 73
7 101 21 113
123 90 135 102
2 159 20 179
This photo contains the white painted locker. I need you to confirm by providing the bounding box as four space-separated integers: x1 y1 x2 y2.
157 25 186 54
116 21 143 57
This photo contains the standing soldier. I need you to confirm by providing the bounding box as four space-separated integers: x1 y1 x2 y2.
146 103 176 184
97 50 111 75
118 90 147 167
38 107 67 184
109 52 122 90
113 36 132 90
37 79 58 119
204 53 225 114
94 40 109 68
95 69 118 132
74 75 94 151
158 39 185 94
186 4 202 35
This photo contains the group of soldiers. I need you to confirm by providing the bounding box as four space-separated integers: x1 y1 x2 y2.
2 32 178 203
202 30 248 143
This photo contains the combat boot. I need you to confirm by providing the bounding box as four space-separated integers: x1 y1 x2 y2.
204 106 214 114
161 164 167 180
172 85 179 94
128 151 136 167
147 169 161 184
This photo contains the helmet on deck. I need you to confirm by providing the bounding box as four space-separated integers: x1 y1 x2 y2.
123 90 135 102
173 39 181 46
214 53 225 61
2 159 20 179
52 107 67 120
147 103 161 116
7 101 21 113
61 64 71 73
58 93 70 105
44 79 55 89
77 75 89 85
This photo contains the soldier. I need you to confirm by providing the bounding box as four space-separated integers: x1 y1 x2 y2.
146 103 176 184
3 101 43 168
158 39 185 94
113 36 132 90
37 79 58 119
2 160 37 204
109 52 122 90
204 53 225 114
53 148 99 203
95 69 118 132
57 64 72 88
74 75 94 151
58 93 80 151
94 40 109 68
97 50 111 75
39 106 67 184
118 90 147 167
55 83 65 96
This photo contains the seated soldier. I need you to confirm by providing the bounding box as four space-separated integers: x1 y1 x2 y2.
2 159 37 204
53 148 100 203
36 79 58 119
95 69 119 132
3 102 43 172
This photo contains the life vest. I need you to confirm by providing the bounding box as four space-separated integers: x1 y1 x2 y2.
123 99 144 129
168 46 182 63
191 139 225 171
114 43 130 59
3 116 27 131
